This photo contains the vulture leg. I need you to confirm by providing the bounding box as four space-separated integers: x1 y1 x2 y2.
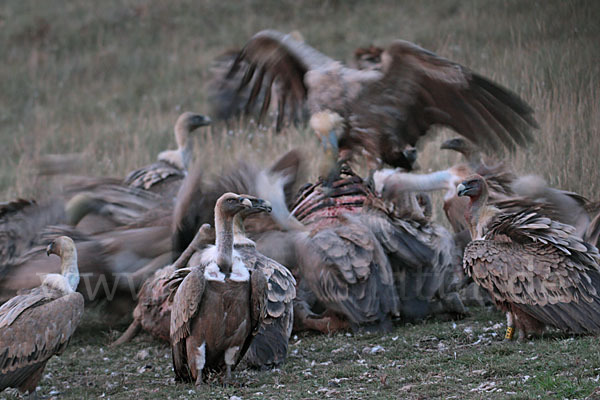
517 325 526 342
513 308 544 340
224 365 233 385
505 311 515 340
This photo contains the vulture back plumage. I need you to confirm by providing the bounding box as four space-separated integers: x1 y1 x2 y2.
459 175 600 338
0 236 84 395
289 167 465 329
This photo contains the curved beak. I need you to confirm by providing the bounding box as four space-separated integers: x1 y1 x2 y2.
250 198 272 213
192 114 211 128
46 242 54 256
402 148 417 165
440 138 463 151
456 183 468 197
241 197 252 208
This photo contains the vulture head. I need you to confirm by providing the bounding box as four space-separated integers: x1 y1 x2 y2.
457 174 488 200
46 235 80 291
215 193 253 220
174 112 211 149
243 196 272 216
457 175 492 240
233 195 272 245
46 235 75 259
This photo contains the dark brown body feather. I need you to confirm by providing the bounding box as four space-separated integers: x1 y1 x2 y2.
112 224 215 345
170 266 267 383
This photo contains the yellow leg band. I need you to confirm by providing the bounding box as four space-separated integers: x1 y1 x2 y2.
505 326 514 340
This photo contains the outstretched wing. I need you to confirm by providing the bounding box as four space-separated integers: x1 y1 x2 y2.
349 40 537 164
0 198 65 269
224 30 334 127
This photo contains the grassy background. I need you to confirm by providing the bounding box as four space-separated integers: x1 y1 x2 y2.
1 0 599 398
1 0 599 203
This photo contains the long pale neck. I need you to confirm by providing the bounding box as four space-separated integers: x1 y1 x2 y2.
175 126 193 170
66 194 98 226
215 211 234 274
60 249 80 292
233 214 254 246
389 170 453 192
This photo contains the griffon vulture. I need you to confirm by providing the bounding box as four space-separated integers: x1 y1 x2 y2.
169 193 268 385
170 155 298 368
458 175 600 339
124 112 211 198
224 30 537 170
0 236 84 396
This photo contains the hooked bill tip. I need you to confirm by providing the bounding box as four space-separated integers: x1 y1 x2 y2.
242 198 252 207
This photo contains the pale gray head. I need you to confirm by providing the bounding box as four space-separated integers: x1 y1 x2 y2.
215 192 254 219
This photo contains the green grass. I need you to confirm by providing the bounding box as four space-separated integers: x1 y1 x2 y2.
2 307 599 399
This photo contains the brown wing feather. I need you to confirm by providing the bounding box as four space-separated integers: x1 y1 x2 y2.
349 40 537 166
464 239 600 333
124 160 184 194
249 269 269 334
296 220 399 325
486 204 597 264
0 198 65 269
0 291 84 381
169 267 205 381
0 288 50 329
585 211 600 247
227 30 334 125
237 246 296 369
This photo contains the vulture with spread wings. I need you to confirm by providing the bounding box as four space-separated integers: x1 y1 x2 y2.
223 30 537 169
